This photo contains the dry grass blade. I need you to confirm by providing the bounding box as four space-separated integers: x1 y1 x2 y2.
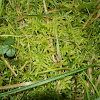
0 56 17 77
82 4 100 30
9 0 13 8
0 82 34 89
95 75 100 88
20 60 28 71
27 0 30 13
43 0 47 14
88 13 100 25
15 0 24 15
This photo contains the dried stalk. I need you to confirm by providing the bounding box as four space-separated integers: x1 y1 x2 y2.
82 4 100 30
0 56 17 77
20 60 28 71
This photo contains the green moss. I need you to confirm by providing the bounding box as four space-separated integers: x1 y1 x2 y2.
0 0 100 99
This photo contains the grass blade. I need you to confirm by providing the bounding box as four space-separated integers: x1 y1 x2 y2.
35 0 37 14
78 2 100 8
52 0 66 17
83 71 100 96
0 62 99 97
79 75 90 100
0 0 4 16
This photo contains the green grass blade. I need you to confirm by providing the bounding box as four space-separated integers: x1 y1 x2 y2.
31 67 71 75
0 0 2 9
35 0 37 14
0 0 4 16
52 0 66 17
83 71 100 96
0 62 99 97
78 2 100 8
79 75 90 100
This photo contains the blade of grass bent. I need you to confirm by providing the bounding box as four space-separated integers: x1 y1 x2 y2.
0 62 99 97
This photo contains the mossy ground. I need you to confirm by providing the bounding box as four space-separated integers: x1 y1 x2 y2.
0 0 100 100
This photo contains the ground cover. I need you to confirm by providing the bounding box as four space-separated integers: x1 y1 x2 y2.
0 0 100 100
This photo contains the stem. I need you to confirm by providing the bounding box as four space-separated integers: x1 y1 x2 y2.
0 56 17 77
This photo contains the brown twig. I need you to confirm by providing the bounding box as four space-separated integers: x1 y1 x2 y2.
14 0 25 23
32 67 36 72
74 72 78 99
47 9 60 14
0 56 17 77
88 30 93 39
14 0 24 15
88 13 100 25
82 4 100 30
9 0 13 8
16 17 26 22
20 60 28 71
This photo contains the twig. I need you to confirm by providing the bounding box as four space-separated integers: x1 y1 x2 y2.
14 0 25 23
81 54 86 63
20 60 28 71
9 0 13 8
82 4 100 30
47 9 59 14
88 30 93 39
88 13 100 25
14 0 24 15
0 56 17 77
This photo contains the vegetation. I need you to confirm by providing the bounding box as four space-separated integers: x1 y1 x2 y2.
0 0 100 100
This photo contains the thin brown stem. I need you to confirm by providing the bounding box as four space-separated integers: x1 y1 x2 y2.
74 72 78 99
20 60 28 71
82 4 100 30
9 0 13 8
15 0 24 15
27 0 30 14
0 56 17 77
